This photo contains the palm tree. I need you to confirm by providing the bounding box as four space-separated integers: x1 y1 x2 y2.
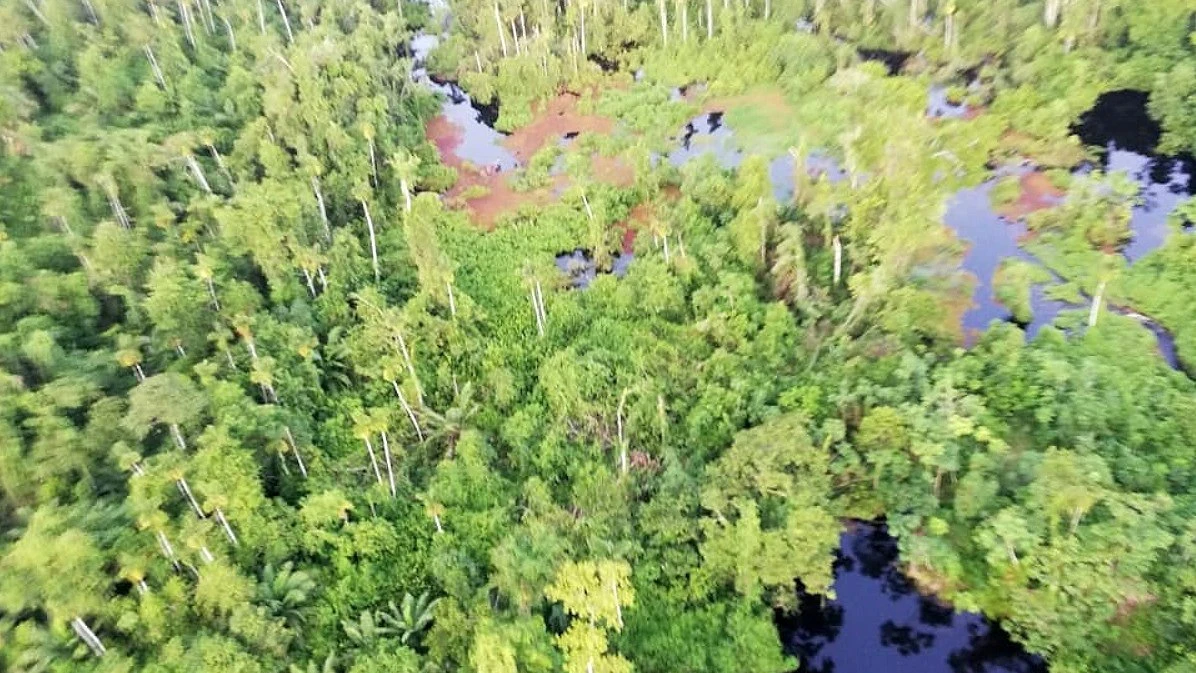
422 383 479 459
378 592 441 646
341 609 395 648
259 562 316 629
289 651 339 673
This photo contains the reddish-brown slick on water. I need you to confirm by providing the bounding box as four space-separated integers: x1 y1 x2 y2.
426 91 628 227
997 171 1065 220
503 93 615 163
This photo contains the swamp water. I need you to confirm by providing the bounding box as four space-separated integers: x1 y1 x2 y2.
779 523 1047 673
411 28 1060 673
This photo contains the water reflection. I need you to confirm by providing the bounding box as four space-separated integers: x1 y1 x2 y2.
554 249 633 289
779 523 1047 673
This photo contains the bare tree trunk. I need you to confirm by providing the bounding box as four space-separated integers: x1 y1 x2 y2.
214 507 239 545
364 436 384 486
169 423 187 450
579 4 586 54
1088 281 1106 327
302 268 317 296
658 0 668 46
446 281 457 317
582 192 594 221
317 267 328 291
144 46 167 88
681 0 688 42
284 426 309 477
204 277 220 310
706 0 713 38
276 0 294 44
184 155 212 193
257 0 267 34
832 235 842 285
176 478 204 517
392 380 425 441
433 513 443 532
764 0 769 20
531 289 545 336
361 200 380 282
400 178 412 212
177 0 196 48
612 582 623 628
312 177 330 240
148 0 163 26
156 530 178 567
71 617 107 657
380 430 397 498
222 15 236 50
495 1 509 57
535 280 547 331
1044 0 1061 27
208 144 233 189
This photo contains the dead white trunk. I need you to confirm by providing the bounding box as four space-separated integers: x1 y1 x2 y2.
446 281 457 317
176 478 204 517
433 512 443 532
706 0 713 38
364 436 384 486
276 0 294 44
184 155 212 194
148 0 163 26
214 507 239 545
380 430 397 498
208 144 233 188
681 0 688 42
133 363 146 382
156 530 178 565
169 423 187 450
534 280 547 331
495 1 509 57
144 45 167 88
71 617 106 657
612 582 623 628
283 426 309 477
256 0 266 34
658 0 669 45
317 266 328 291
302 268 316 296
205 277 220 311
391 380 425 441
475 49 484 72
312 177 330 239
582 192 594 221
662 234 671 263
1044 0 1061 27
531 289 545 336
579 5 586 54
177 0 196 48
361 200 380 282
832 235 842 285
395 331 422 405
1088 281 1106 327
222 15 237 51
400 178 412 212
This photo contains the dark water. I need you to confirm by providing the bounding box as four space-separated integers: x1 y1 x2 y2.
412 32 519 171
942 90 1188 365
779 523 1047 673
928 85 970 120
555 249 633 289
943 172 1071 340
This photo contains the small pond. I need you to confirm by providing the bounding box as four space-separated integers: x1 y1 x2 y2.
555 248 634 289
779 522 1047 673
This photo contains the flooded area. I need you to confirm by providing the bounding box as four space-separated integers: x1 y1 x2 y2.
555 249 633 289
780 522 1046 673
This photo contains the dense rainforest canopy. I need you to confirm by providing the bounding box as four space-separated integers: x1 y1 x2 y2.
2 1 1196 672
